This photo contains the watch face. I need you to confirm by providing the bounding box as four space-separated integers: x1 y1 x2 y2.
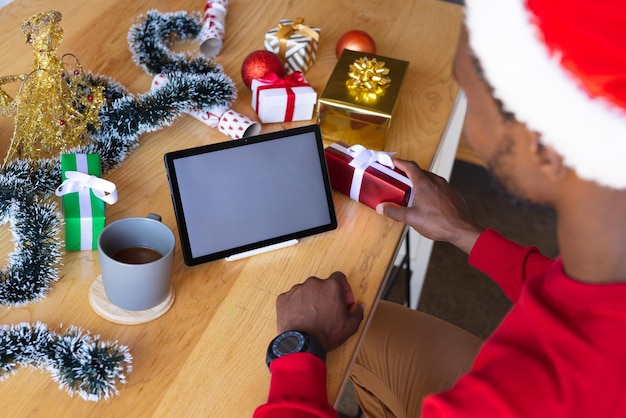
274 331 306 355
266 330 325 368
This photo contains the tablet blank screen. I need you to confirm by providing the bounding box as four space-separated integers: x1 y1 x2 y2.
165 125 337 265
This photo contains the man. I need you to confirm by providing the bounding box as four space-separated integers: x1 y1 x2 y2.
255 0 626 416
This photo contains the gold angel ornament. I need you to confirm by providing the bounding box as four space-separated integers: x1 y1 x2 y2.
0 10 104 165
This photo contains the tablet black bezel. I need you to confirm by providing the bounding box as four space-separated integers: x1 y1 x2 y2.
164 124 337 266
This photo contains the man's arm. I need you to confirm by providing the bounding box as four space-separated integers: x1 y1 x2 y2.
254 354 336 418
377 159 483 254
379 159 554 301
254 272 364 417
468 229 553 301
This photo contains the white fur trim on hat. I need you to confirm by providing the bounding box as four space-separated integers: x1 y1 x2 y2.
465 0 626 189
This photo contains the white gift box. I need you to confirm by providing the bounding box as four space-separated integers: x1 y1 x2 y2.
251 75 317 124
264 18 320 74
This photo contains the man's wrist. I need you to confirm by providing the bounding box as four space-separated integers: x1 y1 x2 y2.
448 225 484 254
266 330 326 368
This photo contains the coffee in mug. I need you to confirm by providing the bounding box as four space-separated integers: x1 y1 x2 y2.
111 246 163 264
98 214 175 311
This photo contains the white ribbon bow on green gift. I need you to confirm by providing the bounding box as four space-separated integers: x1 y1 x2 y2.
347 144 396 201
54 171 118 204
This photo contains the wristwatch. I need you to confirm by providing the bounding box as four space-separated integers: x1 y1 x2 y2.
266 330 326 368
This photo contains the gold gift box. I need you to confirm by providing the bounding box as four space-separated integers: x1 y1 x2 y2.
317 49 408 150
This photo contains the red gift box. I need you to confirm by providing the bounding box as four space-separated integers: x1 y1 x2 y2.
324 142 414 210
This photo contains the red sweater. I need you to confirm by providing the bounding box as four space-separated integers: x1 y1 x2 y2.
254 229 626 417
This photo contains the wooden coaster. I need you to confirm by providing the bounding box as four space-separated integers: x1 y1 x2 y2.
88 275 175 325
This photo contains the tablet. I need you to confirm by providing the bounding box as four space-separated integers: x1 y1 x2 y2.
164 124 337 266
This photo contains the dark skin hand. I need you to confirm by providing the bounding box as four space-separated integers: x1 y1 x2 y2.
276 271 364 353
274 161 477 354
377 159 483 254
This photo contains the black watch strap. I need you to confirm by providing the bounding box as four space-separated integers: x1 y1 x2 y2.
266 330 326 368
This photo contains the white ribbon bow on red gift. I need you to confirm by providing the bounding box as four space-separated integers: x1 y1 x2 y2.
55 171 118 205
346 144 396 201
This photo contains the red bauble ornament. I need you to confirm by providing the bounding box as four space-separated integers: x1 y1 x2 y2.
241 50 285 89
335 30 377 58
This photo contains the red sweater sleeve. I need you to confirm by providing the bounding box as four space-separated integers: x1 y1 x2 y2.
468 228 554 301
253 353 338 418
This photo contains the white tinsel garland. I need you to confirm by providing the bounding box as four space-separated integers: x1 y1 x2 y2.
0 322 132 401
0 9 230 400
0 10 237 307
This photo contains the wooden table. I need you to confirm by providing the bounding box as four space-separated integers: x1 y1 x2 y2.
0 0 462 415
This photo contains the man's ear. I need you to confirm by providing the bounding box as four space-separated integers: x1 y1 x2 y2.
530 135 569 181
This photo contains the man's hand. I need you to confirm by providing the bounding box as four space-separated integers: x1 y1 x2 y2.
276 271 364 353
377 159 483 254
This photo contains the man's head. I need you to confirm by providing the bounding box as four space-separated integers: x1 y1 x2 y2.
455 28 571 207
456 0 626 205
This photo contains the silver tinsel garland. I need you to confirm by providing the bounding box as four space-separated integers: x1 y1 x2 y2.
0 10 237 307
0 322 132 401
1 9 236 400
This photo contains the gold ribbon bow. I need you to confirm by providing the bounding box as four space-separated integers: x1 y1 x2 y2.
346 57 391 104
274 18 320 60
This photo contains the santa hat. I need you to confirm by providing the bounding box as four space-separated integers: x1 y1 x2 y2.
464 0 626 189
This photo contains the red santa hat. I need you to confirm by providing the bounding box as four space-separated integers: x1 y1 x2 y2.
464 0 626 189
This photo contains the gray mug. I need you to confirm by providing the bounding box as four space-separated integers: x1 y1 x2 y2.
98 214 175 311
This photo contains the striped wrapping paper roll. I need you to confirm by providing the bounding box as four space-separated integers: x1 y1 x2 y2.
264 18 320 75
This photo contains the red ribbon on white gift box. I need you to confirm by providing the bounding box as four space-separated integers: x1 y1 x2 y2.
255 72 310 122
200 0 229 58
151 74 260 139
329 143 414 205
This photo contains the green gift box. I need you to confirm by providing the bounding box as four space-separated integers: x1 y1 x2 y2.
58 154 109 251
